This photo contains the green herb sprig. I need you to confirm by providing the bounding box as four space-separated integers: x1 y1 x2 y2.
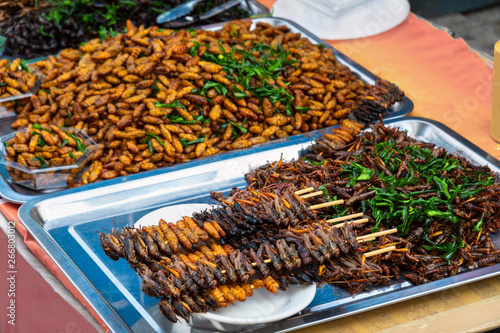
179 136 206 148
33 156 49 168
64 131 87 153
143 132 165 153
155 101 187 110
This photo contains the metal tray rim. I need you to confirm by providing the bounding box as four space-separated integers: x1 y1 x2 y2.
17 116 500 333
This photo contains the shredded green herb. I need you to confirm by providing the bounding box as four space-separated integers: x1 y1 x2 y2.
180 136 206 148
62 112 73 127
319 185 333 201
60 138 69 148
199 41 297 113
301 157 324 166
33 156 49 168
39 26 55 39
472 218 483 232
155 100 187 110
143 132 165 153
295 106 311 114
33 123 53 133
342 161 374 187
20 59 31 73
169 114 209 125
64 131 87 153
33 131 46 148
201 81 228 96
229 120 247 134
342 139 494 262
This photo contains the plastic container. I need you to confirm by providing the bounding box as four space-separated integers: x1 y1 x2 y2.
0 128 98 190
0 66 44 104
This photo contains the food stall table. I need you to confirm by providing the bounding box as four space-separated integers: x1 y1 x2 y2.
1 1 500 332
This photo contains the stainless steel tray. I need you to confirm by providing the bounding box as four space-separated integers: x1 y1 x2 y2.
2 16 413 203
18 117 500 333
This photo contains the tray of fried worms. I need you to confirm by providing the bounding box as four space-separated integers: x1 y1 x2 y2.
0 17 412 203
18 116 500 332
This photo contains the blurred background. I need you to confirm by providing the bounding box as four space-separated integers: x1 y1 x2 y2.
411 0 500 56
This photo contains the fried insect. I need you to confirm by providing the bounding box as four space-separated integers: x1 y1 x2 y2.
14 20 402 188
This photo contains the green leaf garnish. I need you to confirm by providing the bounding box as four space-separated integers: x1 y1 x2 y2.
169 114 209 125
62 112 72 127
295 106 310 114
33 156 49 168
180 136 206 148
64 131 87 153
155 100 187 110
301 157 324 166
33 123 53 133
201 81 228 96
60 138 69 148
229 120 247 134
20 59 31 73
40 26 55 39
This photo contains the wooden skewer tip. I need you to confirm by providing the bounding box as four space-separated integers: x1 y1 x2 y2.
331 218 369 229
294 187 315 195
363 245 396 258
326 212 364 223
300 190 323 199
309 199 344 210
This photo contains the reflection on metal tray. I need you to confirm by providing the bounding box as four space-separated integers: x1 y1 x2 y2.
0 17 413 203
18 117 500 333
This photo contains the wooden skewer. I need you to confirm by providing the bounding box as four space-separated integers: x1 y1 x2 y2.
331 218 369 229
326 212 364 223
300 190 323 199
309 199 344 210
358 237 376 243
294 187 315 195
363 245 396 258
357 228 398 241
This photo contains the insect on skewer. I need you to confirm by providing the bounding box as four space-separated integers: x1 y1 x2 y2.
219 229 398 273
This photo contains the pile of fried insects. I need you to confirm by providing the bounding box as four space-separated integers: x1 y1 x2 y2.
5 20 402 187
100 119 500 323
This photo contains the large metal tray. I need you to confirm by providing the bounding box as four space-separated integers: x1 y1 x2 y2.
18 117 500 333
0 17 413 203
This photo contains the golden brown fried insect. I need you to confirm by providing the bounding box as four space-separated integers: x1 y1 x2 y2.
159 219 179 252
183 216 209 242
219 285 237 304
168 222 193 250
177 219 199 245
203 222 220 240
230 285 247 302
262 276 279 294
210 287 228 307
211 220 226 237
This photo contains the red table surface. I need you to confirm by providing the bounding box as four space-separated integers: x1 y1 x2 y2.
1 2 498 332
0 223 99 333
